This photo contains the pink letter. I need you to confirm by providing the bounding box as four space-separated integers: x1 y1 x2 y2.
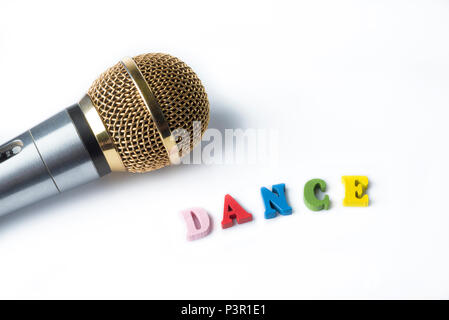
180 207 212 241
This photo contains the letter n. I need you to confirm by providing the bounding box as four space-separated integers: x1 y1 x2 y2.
260 183 292 219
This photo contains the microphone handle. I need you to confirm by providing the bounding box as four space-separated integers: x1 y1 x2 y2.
0 104 111 217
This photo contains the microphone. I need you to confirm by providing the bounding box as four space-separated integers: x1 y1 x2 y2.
0 53 210 216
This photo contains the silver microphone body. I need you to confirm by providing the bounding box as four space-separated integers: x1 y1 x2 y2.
0 104 108 216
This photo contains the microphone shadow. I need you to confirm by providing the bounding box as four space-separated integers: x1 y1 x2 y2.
207 103 244 134
0 102 243 230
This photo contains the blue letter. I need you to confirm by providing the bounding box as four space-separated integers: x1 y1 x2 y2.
260 183 292 219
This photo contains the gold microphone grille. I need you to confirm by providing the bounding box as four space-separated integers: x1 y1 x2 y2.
87 53 210 173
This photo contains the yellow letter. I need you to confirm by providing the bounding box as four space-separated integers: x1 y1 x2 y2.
342 176 369 207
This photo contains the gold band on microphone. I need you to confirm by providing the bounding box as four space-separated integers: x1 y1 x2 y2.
79 95 126 172
120 57 181 165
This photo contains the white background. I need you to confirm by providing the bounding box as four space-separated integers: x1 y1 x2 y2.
0 0 448 299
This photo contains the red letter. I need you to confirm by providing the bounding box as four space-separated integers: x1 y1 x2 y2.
221 194 253 229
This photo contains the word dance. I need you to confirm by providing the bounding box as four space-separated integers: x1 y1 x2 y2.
181 176 369 241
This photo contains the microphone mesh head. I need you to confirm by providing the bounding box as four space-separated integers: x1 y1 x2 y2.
87 53 210 173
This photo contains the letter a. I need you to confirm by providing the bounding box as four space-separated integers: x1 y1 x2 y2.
260 183 292 219
221 194 253 229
